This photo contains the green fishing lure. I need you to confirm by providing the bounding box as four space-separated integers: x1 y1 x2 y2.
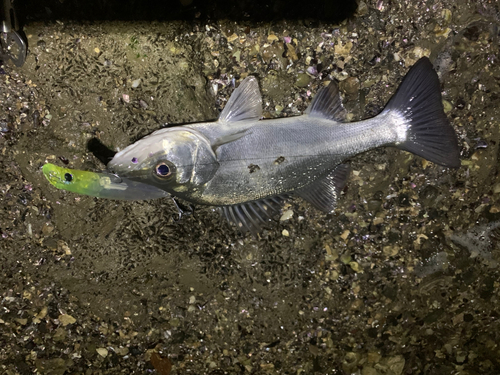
42 163 169 200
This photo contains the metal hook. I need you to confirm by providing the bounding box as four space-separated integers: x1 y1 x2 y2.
171 197 194 222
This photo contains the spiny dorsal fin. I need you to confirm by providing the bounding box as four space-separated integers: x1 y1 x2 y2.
295 164 350 213
219 76 263 123
219 195 287 234
305 80 346 121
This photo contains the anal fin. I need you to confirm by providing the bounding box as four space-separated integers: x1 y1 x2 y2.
219 195 287 234
295 164 350 213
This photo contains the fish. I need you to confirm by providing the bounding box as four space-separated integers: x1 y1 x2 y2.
45 57 460 233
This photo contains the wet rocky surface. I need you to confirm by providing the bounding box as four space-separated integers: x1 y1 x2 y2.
1 0 500 374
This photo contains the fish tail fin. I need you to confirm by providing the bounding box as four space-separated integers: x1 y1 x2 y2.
386 57 460 168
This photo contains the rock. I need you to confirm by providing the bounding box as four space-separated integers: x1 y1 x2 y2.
295 73 311 88
58 314 76 326
339 77 360 96
96 347 109 358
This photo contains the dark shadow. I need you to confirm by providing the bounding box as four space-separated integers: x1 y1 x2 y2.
87 138 116 166
18 0 358 23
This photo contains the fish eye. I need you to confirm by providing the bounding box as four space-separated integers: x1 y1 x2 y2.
64 173 73 182
154 162 172 178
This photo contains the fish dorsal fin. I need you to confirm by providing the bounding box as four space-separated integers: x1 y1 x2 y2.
305 80 346 121
220 195 287 234
219 76 263 123
295 164 350 213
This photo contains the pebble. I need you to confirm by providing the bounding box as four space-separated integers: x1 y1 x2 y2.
131 79 141 88
442 100 453 113
295 73 311 87
96 347 108 358
282 229 289 237
340 230 350 240
280 209 293 221
267 34 279 42
58 314 76 326
349 261 362 273
339 77 360 96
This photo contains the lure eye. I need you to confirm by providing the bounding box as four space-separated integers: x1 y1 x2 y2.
155 162 172 178
64 173 73 182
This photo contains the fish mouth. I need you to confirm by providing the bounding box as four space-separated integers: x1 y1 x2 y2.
97 175 171 200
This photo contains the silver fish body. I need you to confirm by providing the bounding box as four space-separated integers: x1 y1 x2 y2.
184 112 403 205
108 57 460 232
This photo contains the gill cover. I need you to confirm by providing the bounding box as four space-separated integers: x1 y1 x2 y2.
108 127 219 188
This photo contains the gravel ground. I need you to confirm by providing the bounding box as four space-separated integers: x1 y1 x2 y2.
1 0 500 374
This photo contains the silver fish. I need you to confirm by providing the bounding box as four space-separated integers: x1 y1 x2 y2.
108 57 460 232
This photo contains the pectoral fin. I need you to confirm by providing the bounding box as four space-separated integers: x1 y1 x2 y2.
211 130 251 154
295 164 350 213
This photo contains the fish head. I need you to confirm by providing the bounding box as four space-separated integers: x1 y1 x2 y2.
108 127 219 196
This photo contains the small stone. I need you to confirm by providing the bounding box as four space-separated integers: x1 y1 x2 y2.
57 240 72 255
280 209 293 221
42 223 54 235
367 351 381 363
441 9 452 25
334 41 353 57
383 245 400 256
295 73 311 88
285 43 298 61
493 183 500 194
232 50 241 62
340 230 350 240
387 355 405 375
356 1 368 16
442 100 453 113
282 229 289 237
116 346 129 356
58 314 76 326
340 253 351 264
324 244 339 261
15 318 28 325
131 79 141 88
227 33 238 43
94 47 100 54
96 347 108 358
267 34 279 42
35 306 48 320
349 261 362 273
339 77 360 96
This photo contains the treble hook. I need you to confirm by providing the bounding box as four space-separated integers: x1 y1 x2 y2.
171 197 194 222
